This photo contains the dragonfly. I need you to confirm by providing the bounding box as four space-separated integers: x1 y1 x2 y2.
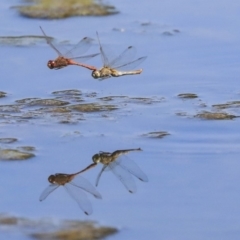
39 168 102 215
40 26 99 70
91 32 147 79
82 148 148 193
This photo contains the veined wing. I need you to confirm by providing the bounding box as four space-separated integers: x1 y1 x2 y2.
96 32 110 67
108 46 136 69
95 165 108 187
64 183 92 215
70 176 102 199
108 161 137 193
116 155 148 182
114 56 147 71
40 26 62 56
39 184 59 201
64 37 95 58
70 53 100 61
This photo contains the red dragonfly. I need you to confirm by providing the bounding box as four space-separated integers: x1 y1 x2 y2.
40 26 99 70
39 168 102 215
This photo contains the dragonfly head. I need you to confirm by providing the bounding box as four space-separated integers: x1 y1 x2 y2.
92 154 101 163
47 60 55 69
48 174 56 183
92 70 101 79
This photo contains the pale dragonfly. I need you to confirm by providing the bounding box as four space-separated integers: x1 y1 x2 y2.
39 168 102 215
40 26 99 70
91 33 147 79
82 148 148 193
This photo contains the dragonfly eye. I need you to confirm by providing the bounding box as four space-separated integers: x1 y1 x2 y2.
92 70 100 79
92 154 100 163
47 60 55 69
48 175 55 183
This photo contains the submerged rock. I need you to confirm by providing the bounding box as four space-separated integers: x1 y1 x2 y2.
0 149 35 160
52 89 82 96
178 93 198 99
142 131 170 138
0 36 52 46
0 215 118 240
13 0 118 19
17 146 36 152
69 103 118 112
52 89 84 102
213 101 240 109
0 138 18 144
194 111 237 120
31 222 117 240
0 91 7 98
26 99 70 107
98 95 163 104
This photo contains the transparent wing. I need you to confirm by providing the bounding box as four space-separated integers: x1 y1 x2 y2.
109 161 137 193
109 46 136 69
70 176 102 199
95 165 108 187
64 37 94 58
114 56 147 71
96 32 110 67
70 53 100 61
39 184 59 201
40 26 62 56
64 183 92 215
116 155 148 182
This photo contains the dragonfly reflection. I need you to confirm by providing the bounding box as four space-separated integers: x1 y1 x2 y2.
40 26 99 70
92 33 147 79
39 169 102 215
83 148 148 193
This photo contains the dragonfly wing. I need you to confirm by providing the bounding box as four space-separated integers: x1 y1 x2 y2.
95 165 108 187
39 184 59 201
109 161 137 193
70 176 102 199
109 46 136 69
64 183 92 215
64 37 94 58
70 53 100 62
96 32 110 67
116 155 148 182
114 56 147 71
40 26 62 56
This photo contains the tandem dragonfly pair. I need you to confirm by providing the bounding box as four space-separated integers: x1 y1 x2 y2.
40 26 147 79
39 28 148 215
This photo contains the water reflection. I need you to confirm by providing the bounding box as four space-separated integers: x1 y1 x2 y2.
83 148 148 193
91 32 147 79
40 26 99 70
39 170 102 215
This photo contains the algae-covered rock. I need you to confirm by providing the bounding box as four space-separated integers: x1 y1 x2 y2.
0 215 118 240
0 36 52 46
69 103 118 112
0 149 35 160
13 0 118 19
194 111 237 120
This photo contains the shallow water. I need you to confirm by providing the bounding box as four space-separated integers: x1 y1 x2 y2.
1 0 240 239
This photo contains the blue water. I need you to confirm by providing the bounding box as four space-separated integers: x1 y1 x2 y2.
1 0 240 239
